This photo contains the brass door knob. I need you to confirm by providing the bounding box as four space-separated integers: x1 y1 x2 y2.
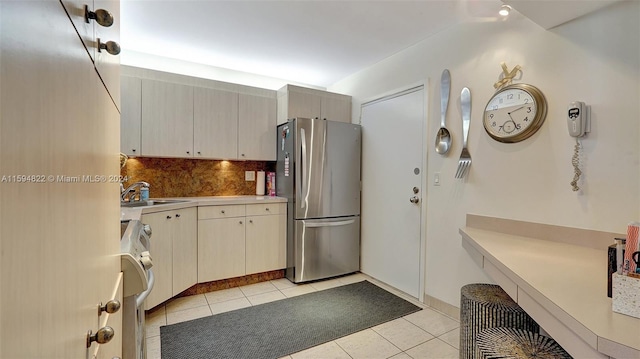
98 300 121 316
85 5 114 27
86 326 115 347
97 39 120 55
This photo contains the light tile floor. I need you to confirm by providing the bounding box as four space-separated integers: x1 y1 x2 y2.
145 273 460 359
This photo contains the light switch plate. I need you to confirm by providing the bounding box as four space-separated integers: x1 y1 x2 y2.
245 171 255 181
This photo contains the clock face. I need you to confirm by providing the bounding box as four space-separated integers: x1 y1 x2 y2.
483 84 547 143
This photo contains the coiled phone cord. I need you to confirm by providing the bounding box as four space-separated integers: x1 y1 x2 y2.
570 138 582 191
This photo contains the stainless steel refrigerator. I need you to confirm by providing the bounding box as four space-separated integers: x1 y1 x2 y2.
276 118 361 283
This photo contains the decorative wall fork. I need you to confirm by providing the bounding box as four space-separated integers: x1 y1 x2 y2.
455 87 471 179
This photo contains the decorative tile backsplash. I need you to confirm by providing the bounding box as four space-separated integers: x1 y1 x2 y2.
120 157 276 198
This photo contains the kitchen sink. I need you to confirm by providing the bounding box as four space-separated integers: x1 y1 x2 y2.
121 199 188 208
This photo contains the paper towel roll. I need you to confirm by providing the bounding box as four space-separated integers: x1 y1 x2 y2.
256 171 265 195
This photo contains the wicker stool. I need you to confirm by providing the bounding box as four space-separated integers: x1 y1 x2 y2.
460 284 539 359
476 327 572 359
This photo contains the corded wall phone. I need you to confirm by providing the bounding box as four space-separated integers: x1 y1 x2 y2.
568 101 590 191
568 101 590 137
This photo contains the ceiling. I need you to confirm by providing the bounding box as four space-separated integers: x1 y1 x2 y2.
502 0 621 30
120 0 620 88
120 0 505 88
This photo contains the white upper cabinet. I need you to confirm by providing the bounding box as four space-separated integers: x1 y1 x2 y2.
321 95 351 124
121 67 278 160
287 90 321 120
141 79 194 157
193 87 239 159
121 76 141 156
238 94 277 161
277 84 352 125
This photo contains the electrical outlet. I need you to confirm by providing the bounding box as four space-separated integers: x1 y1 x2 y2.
245 171 255 181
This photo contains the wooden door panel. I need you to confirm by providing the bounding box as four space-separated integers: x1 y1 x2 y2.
1 1 121 356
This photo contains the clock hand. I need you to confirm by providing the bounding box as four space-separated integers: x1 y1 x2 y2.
507 106 525 117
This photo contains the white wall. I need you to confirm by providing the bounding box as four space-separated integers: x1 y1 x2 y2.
121 50 324 91
329 1 640 306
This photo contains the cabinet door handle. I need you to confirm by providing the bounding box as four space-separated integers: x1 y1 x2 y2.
132 149 136 153
175 214 181 218
265 207 270 211
166 215 172 219
86 326 114 347
85 5 114 27
249 220 253 224
186 151 190 155
239 220 243 224
221 210 225 214
98 300 121 316
97 38 120 55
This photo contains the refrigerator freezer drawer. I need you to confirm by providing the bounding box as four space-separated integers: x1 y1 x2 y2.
287 216 360 283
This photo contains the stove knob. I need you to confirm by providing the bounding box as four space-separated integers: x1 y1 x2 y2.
139 251 153 270
142 224 152 237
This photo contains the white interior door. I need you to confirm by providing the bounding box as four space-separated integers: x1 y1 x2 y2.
360 87 425 299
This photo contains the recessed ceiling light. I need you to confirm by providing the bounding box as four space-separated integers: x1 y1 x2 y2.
499 5 511 17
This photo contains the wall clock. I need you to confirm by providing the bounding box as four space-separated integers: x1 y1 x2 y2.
483 83 547 143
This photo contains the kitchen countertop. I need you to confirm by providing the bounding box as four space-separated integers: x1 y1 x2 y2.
121 196 287 221
460 214 639 359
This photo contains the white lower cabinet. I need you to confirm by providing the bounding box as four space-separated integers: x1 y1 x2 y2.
198 216 246 282
245 214 286 274
141 202 285 308
142 207 197 310
172 207 198 295
198 203 286 282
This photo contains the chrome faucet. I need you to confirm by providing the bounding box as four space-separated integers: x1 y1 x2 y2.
121 181 150 202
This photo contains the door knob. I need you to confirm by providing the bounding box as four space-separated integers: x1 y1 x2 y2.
86 326 114 347
97 38 120 55
413 187 419 194
85 5 114 27
409 196 420 204
98 300 121 316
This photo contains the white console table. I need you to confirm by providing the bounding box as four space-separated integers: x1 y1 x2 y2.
460 214 639 359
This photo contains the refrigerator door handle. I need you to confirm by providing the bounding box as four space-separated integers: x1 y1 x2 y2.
303 219 355 228
299 127 308 210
